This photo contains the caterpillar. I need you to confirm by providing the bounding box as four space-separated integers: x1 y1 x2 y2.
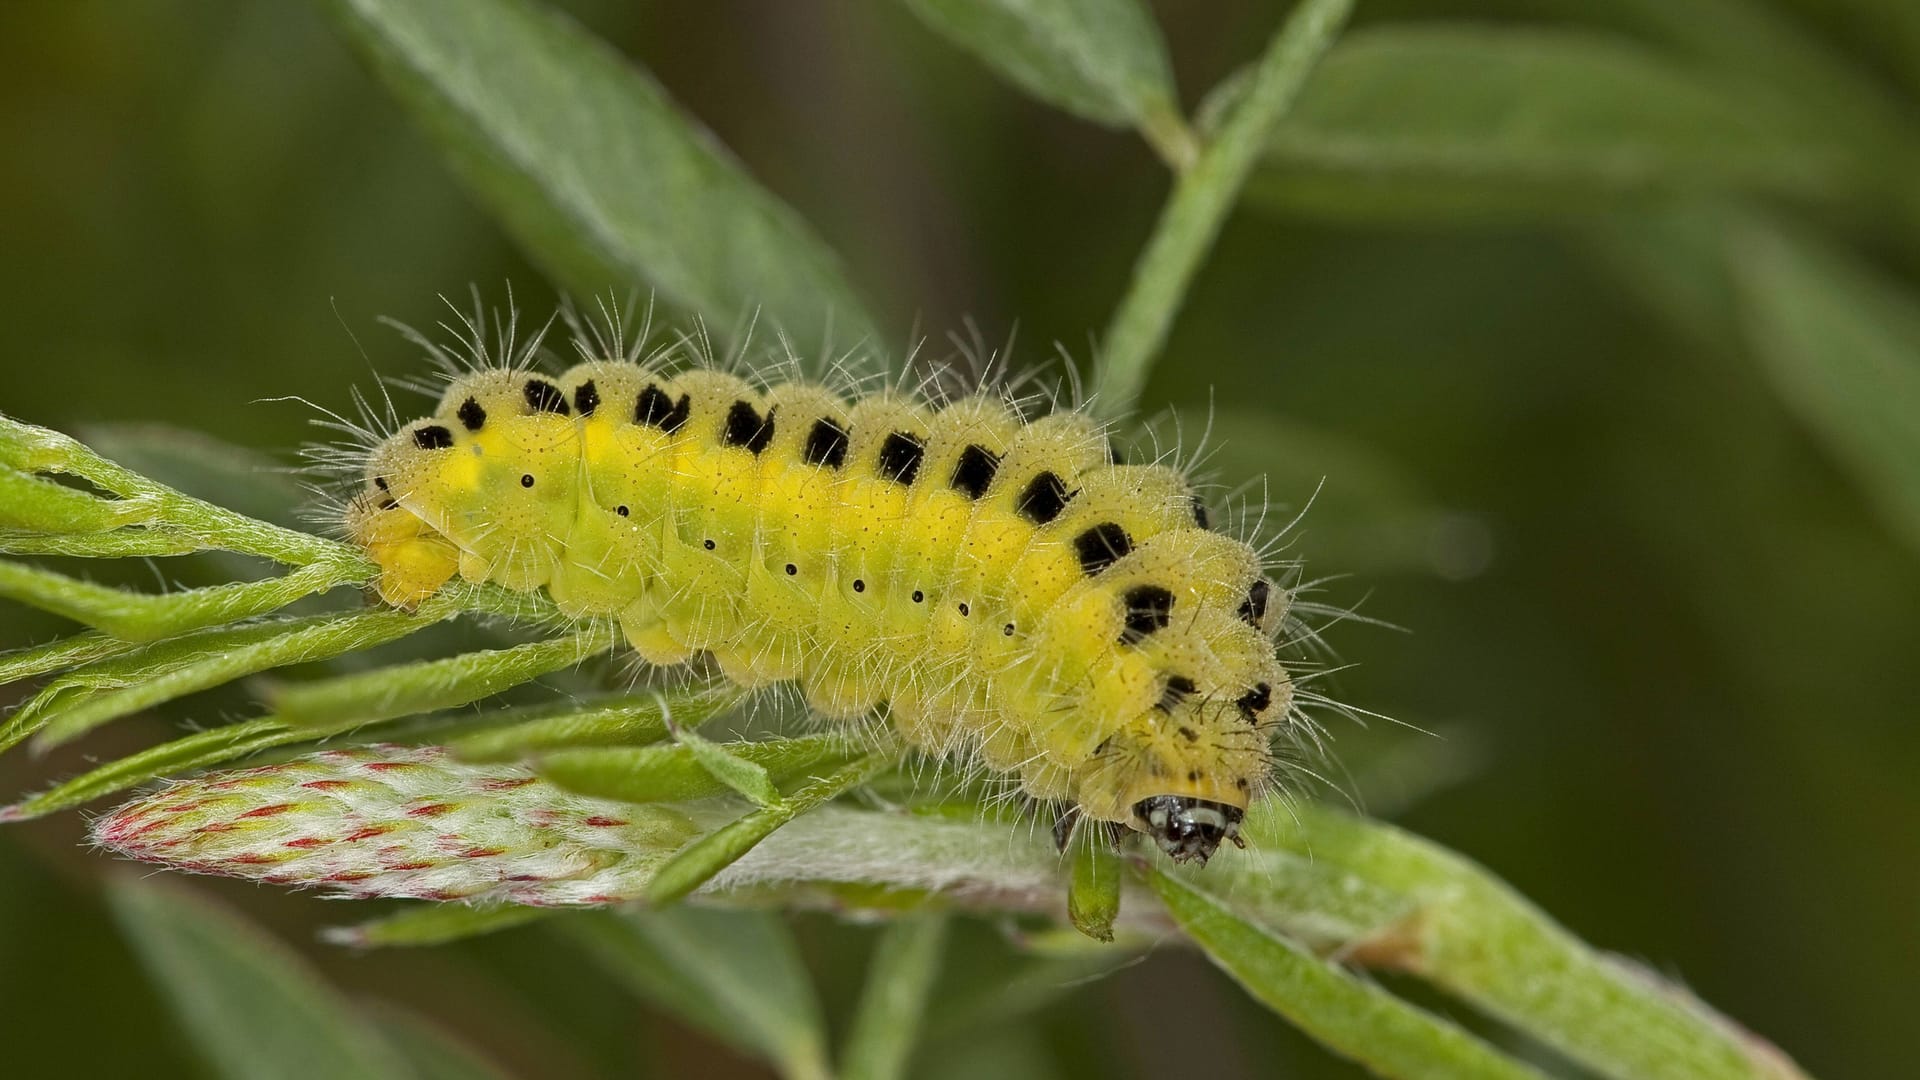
343 308 1299 866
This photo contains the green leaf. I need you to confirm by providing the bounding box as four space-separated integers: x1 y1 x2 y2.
325 902 554 949
3 716 297 821
644 751 888 904
1737 225 1920 558
899 0 1192 166
0 558 363 642
1095 0 1354 417
925 949 1141 1040
1149 867 1548 1080
0 630 139 684
450 687 730 762
371 1010 518 1080
841 913 949 1080
80 424 310 530
0 527 205 558
672 724 785 807
108 877 414 1080
0 415 362 568
18 605 452 752
1250 803 1801 1080
1244 26 1858 223
324 0 883 353
0 465 148 533
564 908 831 1080
540 733 855 806
273 626 615 729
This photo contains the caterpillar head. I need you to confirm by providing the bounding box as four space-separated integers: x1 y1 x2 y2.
363 370 582 591
1069 599 1290 864
1132 794 1245 864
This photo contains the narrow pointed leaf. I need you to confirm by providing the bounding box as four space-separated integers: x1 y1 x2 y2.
672 725 784 808
0 465 148 533
0 558 362 642
1245 27 1858 223
3 716 297 821
108 878 414 1080
0 630 139 684
900 0 1191 164
274 626 615 730
450 687 728 762
81 424 310 530
841 913 949 1080
326 902 555 949
643 751 889 904
324 0 882 352
1096 0 1353 416
540 733 855 806
1738 225 1920 557
28 604 453 750
1150 867 1548 1080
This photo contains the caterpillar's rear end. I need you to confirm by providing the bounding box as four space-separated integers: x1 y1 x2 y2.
351 333 1297 865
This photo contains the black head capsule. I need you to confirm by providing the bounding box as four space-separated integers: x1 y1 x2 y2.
1131 796 1245 865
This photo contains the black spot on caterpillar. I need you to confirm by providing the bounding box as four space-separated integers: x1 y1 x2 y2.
523 377 569 415
949 444 999 499
803 417 848 468
723 400 774 454
876 431 925 485
636 384 690 432
1121 584 1175 644
1017 470 1071 525
349 316 1299 865
1239 579 1271 626
1074 522 1132 576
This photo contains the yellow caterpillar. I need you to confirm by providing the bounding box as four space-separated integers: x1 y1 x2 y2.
346 319 1294 864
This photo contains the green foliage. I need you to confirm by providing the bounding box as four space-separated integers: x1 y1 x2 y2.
840 914 949 1080
538 732 860 806
1738 225 1920 556
1150 867 1546 1080
1239 26 1859 222
899 0 1192 164
9 0 1917 1074
564 909 832 1080
322 0 882 353
1095 0 1353 418
109 878 418 1080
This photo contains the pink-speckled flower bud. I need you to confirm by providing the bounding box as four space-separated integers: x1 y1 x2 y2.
93 745 699 906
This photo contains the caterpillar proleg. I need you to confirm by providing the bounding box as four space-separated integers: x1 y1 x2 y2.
345 306 1299 865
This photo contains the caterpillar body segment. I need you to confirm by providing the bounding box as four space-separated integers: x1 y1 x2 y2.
355 351 1294 864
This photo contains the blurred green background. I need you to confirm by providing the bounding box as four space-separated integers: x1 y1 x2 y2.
2 2 1916 1078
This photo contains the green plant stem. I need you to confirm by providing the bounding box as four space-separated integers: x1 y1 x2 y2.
1094 0 1353 419
1253 803 1808 1080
